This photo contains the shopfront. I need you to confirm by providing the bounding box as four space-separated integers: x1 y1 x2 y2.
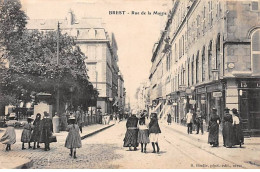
205 82 225 122
196 86 207 123
238 79 260 136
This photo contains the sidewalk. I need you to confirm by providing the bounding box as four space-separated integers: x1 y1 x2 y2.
0 123 114 169
160 120 260 168
160 121 260 146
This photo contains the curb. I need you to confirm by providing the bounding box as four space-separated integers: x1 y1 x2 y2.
81 124 115 140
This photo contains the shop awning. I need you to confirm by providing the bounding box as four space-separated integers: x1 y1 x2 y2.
160 105 172 119
151 102 162 113
158 102 167 119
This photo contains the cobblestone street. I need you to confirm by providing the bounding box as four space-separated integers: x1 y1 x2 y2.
0 120 260 169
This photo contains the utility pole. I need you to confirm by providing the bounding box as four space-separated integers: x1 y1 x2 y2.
56 22 60 115
53 21 61 133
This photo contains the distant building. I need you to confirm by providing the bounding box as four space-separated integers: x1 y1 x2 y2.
27 10 125 115
149 0 260 136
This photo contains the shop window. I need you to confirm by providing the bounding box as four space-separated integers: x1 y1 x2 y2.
251 29 260 75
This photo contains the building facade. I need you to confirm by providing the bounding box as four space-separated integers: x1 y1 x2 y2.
27 10 125 115
149 0 260 136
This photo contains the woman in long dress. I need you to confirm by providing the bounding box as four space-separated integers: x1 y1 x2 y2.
232 108 244 147
39 112 53 151
31 113 42 149
208 108 221 147
123 111 139 151
0 115 16 151
65 116 82 159
222 107 234 148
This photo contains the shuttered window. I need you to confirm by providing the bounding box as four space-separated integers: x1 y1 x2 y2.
252 29 260 75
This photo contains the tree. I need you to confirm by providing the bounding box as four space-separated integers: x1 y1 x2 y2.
0 0 27 113
0 0 27 50
1 29 96 111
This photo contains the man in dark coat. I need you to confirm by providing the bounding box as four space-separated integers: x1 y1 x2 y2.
40 111 53 151
195 108 204 134
123 111 139 151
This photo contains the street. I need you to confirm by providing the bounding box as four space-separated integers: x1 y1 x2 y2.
1 120 258 169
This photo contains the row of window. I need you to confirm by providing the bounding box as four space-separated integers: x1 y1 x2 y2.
165 34 221 91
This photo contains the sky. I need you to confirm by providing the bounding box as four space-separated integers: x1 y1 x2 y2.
20 0 172 106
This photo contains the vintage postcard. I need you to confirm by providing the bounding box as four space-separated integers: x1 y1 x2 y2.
0 0 259 169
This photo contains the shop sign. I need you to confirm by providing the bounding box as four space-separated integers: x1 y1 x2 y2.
239 81 260 88
186 88 192 94
189 100 196 104
172 103 177 106
207 84 223 92
201 100 206 104
213 92 222 98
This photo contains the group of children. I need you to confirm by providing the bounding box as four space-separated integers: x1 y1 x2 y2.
0 113 82 159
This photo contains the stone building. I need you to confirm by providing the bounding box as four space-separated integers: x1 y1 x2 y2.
27 10 125 115
149 0 260 136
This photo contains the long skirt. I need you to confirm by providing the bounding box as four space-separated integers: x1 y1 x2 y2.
222 122 234 147
208 122 219 146
21 129 32 143
233 124 244 146
123 129 138 147
137 129 150 144
0 127 16 145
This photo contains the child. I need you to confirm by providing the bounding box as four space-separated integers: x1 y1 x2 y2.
0 113 16 151
137 113 150 153
21 117 33 150
65 116 82 159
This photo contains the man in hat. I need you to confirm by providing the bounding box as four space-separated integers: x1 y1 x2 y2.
40 111 53 151
195 108 204 134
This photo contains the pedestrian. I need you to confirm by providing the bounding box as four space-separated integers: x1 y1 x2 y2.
195 108 204 134
76 107 83 133
39 111 53 151
222 107 234 148
123 111 139 151
208 108 221 147
0 114 16 151
21 117 33 150
232 108 244 147
65 116 82 159
167 113 172 125
137 112 149 153
149 113 161 153
186 109 193 134
31 113 42 149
